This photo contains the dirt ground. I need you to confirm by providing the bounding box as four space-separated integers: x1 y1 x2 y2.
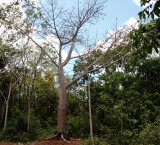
32 138 82 145
0 138 82 145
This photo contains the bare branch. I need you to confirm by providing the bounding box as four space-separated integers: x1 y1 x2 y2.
29 36 58 67
89 52 130 73
66 25 135 89
0 90 6 103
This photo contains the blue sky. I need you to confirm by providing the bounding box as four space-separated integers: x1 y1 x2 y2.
0 0 144 40
87 0 144 40
106 0 142 27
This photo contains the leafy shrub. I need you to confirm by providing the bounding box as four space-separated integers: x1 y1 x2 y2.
83 137 110 145
137 121 160 145
66 113 89 138
0 108 41 143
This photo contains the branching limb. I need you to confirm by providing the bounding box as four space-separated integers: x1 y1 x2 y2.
66 72 85 89
46 134 59 140
27 36 58 67
62 39 76 67
0 90 6 103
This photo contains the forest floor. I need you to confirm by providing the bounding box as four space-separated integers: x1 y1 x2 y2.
0 138 82 145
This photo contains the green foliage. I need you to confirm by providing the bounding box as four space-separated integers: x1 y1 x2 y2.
137 118 160 145
33 71 58 123
0 57 58 143
73 49 102 85
0 107 41 143
129 19 160 54
66 91 89 138
137 1 160 55
70 55 160 144
66 114 89 138
84 137 109 145
138 0 160 20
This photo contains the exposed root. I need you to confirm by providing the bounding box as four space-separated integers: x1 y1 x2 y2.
46 133 70 143
46 134 58 140
45 136 54 140
53 133 59 138
61 134 70 143
70 137 81 141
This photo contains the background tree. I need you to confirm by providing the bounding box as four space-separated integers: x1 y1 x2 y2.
0 37 25 132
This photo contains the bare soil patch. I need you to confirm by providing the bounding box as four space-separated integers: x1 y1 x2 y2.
32 138 82 145
0 138 82 145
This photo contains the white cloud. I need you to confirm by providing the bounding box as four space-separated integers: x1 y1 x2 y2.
125 17 139 28
46 34 59 47
45 34 71 61
95 17 140 54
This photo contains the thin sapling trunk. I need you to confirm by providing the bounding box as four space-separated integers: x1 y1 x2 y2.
86 67 94 144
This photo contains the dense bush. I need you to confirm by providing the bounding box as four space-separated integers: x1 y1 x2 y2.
0 108 41 142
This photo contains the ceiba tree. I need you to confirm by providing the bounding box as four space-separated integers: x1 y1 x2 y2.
0 0 136 137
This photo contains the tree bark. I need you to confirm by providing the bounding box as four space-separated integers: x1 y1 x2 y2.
3 102 9 132
86 68 94 144
1 105 5 121
3 82 12 132
121 89 124 143
27 85 31 132
57 63 67 134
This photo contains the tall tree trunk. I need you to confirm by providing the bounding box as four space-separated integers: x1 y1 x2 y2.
121 111 123 142
18 84 21 109
120 89 124 143
86 68 94 144
32 69 37 108
1 105 5 121
57 63 67 134
27 85 31 132
3 101 9 132
3 82 12 132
